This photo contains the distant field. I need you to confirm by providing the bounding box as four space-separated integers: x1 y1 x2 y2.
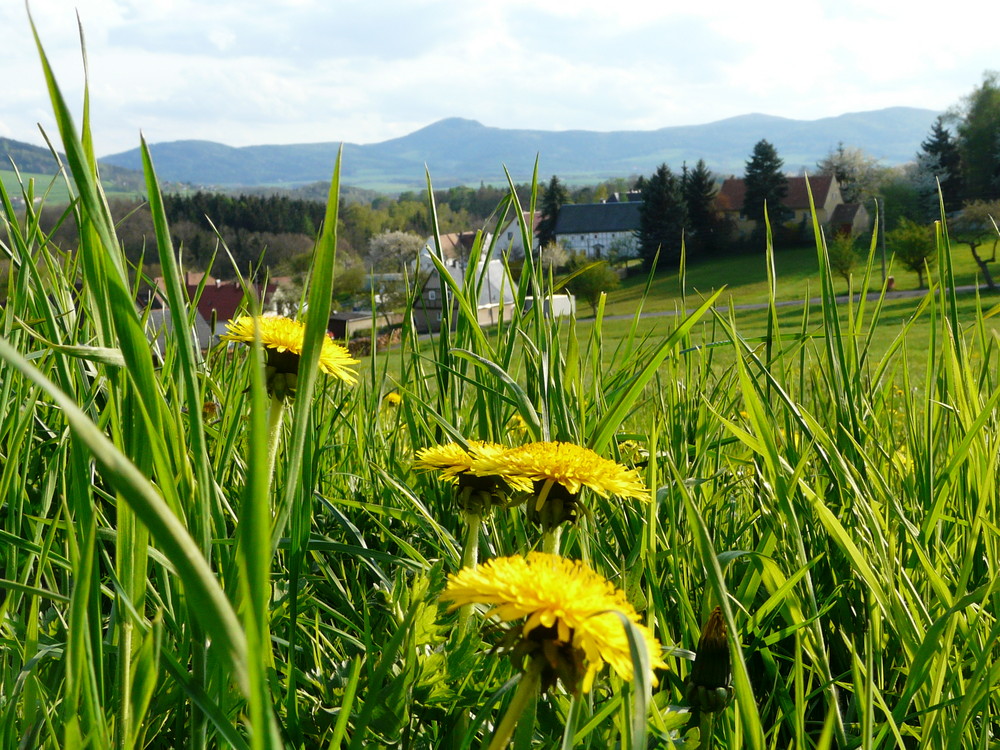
601 240 999 316
1 168 143 205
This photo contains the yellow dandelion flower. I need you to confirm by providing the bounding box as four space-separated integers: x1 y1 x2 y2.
383 391 403 407
472 441 648 501
414 441 508 481
415 441 517 514
507 413 530 437
616 439 648 467
221 315 359 387
443 552 665 694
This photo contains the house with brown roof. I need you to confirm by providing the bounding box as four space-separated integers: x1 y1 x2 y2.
421 231 492 267
717 175 845 237
829 202 871 237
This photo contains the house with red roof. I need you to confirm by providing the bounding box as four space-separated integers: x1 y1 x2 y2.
716 175 847 237
152 273 280 339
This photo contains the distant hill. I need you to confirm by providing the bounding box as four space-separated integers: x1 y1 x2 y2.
1 136 153 195
29 107 942 192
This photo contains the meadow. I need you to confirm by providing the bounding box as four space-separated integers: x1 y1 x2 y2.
3 37 1000 750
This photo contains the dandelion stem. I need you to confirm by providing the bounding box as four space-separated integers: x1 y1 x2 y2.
698 711 716 750
486 659 542 750
458 511 482 632
461 511 481 569
264 394 285 496
542 525 562 555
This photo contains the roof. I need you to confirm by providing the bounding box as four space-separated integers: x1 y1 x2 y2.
553 202 641 235
144 307 215 352
152 273 278 324
717 175 837 212
785 176 835 209
830 202 866 225
427 231 481 262
717 178 746 211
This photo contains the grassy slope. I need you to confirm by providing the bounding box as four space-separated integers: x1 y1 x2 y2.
600 242 998 317
1 168 144 204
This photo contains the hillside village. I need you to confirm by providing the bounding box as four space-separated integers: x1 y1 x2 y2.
4 84 998 346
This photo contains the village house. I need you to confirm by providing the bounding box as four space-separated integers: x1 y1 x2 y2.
412 247 516 333
552 201 641 259
145 272 283 350
420 230 496 269
716 175 860 237
496 211 542 259
328 310 402 340
828 202 871 237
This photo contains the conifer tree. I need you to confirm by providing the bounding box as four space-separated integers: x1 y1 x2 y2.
742 140 789 232
683 159 722 254
537 175 569 249
919 116 964 213
637 163 687 268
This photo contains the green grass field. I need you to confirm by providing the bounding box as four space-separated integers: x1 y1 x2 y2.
1 167 144 206
4 36 1000 750
601 240 997 317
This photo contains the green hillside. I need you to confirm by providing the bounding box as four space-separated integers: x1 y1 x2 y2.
0 137 180 203
97 107 940 189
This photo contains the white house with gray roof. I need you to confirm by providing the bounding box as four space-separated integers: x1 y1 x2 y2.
553 202 641 259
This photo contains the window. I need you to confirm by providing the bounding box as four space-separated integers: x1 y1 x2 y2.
428 290 437 301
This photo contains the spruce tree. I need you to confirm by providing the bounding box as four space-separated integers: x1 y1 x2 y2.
637 163 687 269
537 175 569 249
683 159 721 254
742 140 789 231
919 116 964 213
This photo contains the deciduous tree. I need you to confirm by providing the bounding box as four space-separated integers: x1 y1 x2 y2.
816 143 886 204
948 199 1000 290
826 231 860 284
956 71 1000 201
887 218 936 288
366 230 424 272
565 259 620 315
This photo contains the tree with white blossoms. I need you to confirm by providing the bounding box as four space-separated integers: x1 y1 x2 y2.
815 142 887 205
366 230 425 273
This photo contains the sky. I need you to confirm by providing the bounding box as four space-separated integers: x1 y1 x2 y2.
2 0 997 158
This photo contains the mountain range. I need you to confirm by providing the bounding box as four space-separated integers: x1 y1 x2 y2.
5 107 941 192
